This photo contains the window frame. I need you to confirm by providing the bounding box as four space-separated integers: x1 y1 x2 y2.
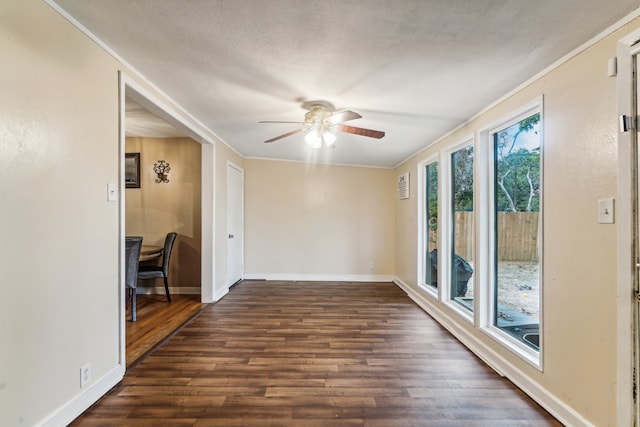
417 154 440 297
478 98 544 370
441 136 476 324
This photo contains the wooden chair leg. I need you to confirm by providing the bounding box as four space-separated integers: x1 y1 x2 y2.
131 289 137 322
163 276 171 303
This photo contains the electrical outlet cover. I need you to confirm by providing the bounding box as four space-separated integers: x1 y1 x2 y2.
80 363 91 388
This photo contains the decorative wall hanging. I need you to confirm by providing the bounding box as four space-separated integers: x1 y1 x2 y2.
398 172 409 199
153 160 170 183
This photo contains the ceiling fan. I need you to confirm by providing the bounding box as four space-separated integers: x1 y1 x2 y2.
259 101 385 148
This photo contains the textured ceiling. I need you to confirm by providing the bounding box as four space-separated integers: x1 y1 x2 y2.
51 0 639 167
125 98 186 138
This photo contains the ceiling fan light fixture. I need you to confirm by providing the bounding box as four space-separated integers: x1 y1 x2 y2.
322 130 336 146
305 129 323 148
305 126 336 149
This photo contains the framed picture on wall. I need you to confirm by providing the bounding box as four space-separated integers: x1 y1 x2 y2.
125 153 140 188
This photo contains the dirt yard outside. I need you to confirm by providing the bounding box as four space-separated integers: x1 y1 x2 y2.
497 262 539 319
464 261 539 320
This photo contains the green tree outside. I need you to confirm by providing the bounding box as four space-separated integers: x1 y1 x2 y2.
495 113 541 212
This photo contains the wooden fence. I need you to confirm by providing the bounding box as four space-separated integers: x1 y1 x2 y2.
495 212 539 262
430 212 539 262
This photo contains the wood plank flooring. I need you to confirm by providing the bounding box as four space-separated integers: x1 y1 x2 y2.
126 294 207 367
74 281 562 426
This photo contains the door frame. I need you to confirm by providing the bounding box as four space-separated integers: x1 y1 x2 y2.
617 29 640 427
118 72 218 368
226 161 244 287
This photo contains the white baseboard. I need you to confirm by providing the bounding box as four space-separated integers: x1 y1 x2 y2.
36 364 124 427
392 277 594 427
213 286 229 302
136 286 201 295
243 273 394 282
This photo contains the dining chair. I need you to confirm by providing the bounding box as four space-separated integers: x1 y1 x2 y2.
137 232 177 303
125 236 143 322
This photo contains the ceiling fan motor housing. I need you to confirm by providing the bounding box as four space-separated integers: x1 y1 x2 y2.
304 105 332 125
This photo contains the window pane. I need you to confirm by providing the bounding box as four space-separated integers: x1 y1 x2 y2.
451 145 474 311
493 113 541 351
425 162 438 288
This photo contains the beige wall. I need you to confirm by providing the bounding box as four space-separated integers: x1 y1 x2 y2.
0 1 228 424
125 137 202 289
1 1 122 425
394 19 639 427
244 159 395 278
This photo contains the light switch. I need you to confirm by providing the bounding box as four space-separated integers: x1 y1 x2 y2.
598 197 614 224
107 183 117 202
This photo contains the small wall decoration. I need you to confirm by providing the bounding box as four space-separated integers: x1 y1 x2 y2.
125 153 141 188
398 172 409 199
154 160 170 183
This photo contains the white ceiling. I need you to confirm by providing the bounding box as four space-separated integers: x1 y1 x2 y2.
125 98 186 138
52 0 639 168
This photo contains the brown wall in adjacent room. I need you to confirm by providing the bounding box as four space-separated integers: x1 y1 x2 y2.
125 137 202 289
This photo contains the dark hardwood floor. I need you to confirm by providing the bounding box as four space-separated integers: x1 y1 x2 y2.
74 281 561 426
126 294 206 367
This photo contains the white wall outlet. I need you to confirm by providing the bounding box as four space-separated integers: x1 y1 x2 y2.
368 261 375 270
598 197 615 224
80 363 91 388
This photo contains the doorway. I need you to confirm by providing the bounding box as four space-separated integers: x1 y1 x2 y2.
119 72 216 368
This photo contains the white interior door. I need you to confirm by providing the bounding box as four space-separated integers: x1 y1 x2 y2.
227 163 244 286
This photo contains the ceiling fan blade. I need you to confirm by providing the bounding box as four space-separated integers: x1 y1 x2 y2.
327 110 362 124
335 124 385 139
259 120 306 124
264 128 305 143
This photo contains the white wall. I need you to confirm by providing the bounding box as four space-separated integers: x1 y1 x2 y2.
244 159 395 280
